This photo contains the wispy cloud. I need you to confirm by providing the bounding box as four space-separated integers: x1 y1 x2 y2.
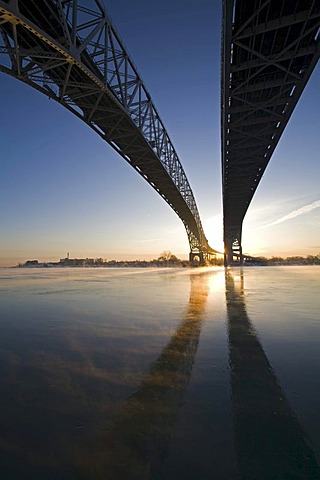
261 199 320 229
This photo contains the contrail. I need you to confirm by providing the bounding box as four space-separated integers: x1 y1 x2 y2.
261 199 320 228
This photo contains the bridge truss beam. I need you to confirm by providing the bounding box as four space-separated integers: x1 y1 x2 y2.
0 0 219 262
222 0 320 264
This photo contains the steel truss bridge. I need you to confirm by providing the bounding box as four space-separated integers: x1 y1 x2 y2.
222 0 320 264
0 1 319 265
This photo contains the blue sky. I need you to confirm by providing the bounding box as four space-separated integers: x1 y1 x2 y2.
1 0 319 265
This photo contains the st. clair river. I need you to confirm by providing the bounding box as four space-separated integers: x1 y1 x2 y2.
0 266 320 479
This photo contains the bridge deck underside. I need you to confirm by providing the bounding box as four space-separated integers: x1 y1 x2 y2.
0 0 218 256
222 0 320 252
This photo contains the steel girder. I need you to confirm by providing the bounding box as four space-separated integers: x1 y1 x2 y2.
0 0 218 259
222 0 320 263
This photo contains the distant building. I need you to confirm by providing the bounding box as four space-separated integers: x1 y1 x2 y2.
24 260 39 265
59 257 95 266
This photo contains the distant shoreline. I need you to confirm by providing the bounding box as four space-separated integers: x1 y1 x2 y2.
10 253 320 269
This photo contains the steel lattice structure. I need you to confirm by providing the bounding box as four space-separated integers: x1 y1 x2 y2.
0 0 218 262
222 0 320 264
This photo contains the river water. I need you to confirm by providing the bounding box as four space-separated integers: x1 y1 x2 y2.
0 266 319 479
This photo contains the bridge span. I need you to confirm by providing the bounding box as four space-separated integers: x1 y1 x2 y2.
222 0 320 264
0 0 219 264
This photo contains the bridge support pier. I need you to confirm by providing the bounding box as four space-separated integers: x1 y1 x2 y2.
224 248 243 266
189 251 205 266
224 228 243 266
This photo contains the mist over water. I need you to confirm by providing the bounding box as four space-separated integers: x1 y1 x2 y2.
0 266 319 479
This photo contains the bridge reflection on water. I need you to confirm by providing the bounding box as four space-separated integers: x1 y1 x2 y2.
80 269 320 479
226 269 320 480
0 267 319 479
81 272 209 479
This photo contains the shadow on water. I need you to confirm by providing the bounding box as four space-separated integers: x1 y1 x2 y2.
77 271 209 479
226 269 320 480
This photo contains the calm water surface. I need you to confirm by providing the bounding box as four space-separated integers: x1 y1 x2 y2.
0 266 319 479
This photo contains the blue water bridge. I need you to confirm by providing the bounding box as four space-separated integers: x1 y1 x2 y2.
0 0 319 264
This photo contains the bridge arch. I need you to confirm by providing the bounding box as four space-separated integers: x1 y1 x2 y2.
0 0 218 262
